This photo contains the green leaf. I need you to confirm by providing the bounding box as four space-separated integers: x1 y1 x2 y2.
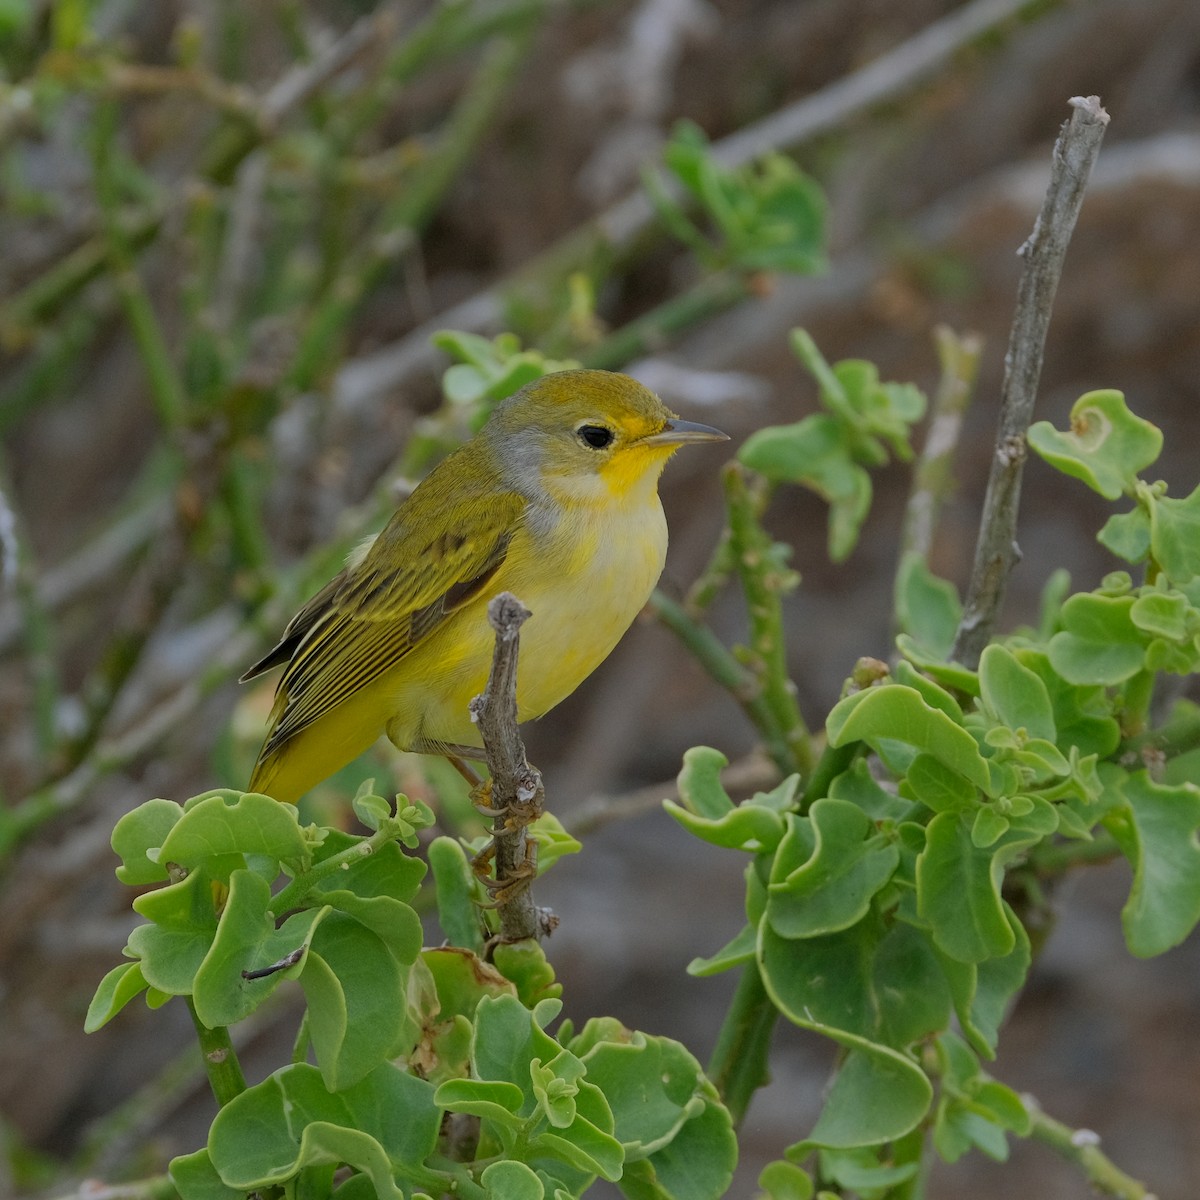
1149 482 1200 583
616 1094 736 1200
111 798 183 884
1013 650 1120 758
737 414 872 563
482 1160 545 1200
917 814 1037 963
674 746 736 818
767 802 899 938
903 753 977 814
759 914 948 1051
578 1035 695 1159
423 946 515 1023
1130 590 1193 640
827 685 992 794
127 869 218 995
207 1063 439 1194
529 812 583 873
301 914 411 1090
687 922 757 976
1098 505 1152 564
666 749 790 853
1027 389 1162 498
827 756 911 820
978 645 1055 741
85 961 149 1032
192 869 327 1028
1048 593 1146 685
169 1148 244 1200
813 1146 919 1192
350 780 391 831
435 1078 527 1127
1108 772 1200 956
308 830 425 903
895 635 981 696
894 552 962 658
758 1160 814 1200
493 940 563 1008
318 891 422 965
809 1047 932 1149
159 790 310 874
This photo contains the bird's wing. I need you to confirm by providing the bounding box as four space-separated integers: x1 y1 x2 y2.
254 484 527 757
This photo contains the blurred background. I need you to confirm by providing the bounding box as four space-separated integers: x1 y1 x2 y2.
2 0 1199 1195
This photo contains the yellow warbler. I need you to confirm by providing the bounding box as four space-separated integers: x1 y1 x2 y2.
243 368 727 802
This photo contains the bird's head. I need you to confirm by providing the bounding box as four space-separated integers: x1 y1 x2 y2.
484 369 728 505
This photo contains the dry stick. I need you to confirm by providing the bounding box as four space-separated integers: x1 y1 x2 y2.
950 96 1110 669
469 593 546 944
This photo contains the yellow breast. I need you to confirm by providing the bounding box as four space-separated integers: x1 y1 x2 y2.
386 486 668 754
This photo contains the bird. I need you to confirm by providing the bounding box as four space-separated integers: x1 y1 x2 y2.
242 368 728 803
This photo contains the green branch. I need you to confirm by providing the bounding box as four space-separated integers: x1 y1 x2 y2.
647 589 796 777
724 462 813 775
187 998 246 1108
1025 1095 1158 1199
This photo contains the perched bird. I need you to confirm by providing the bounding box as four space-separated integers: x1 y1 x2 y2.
243 368 727 803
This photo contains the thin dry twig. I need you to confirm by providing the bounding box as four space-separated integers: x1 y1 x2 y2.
951 95 1110 667
469 592 546 943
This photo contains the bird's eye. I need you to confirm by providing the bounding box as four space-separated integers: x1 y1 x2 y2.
577 424 614 450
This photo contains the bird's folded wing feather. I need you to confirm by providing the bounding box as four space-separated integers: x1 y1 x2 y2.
256 486 526 755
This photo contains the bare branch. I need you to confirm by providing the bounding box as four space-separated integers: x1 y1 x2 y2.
951 95 1110 667
469 593 546 943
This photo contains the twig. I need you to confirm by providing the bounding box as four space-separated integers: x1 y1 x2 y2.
899 325 983 564
1023 1094 1158 1200
647 589 796 776
469 593 545 944
951 96 1110 668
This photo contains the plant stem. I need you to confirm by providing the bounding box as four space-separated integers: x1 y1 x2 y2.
269 821 406 916
706 961 777 1125
647 589 795 776
1024 1094 1158 1199
470 593 544 943
952 96 1109 668
899 325 982 565
187 997 246 1107
724 463 813 775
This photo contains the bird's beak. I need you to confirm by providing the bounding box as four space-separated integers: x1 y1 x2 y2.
641 418 729 447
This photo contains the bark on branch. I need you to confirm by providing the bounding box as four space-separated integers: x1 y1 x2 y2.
951 95 1110 668
470 592 546 943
